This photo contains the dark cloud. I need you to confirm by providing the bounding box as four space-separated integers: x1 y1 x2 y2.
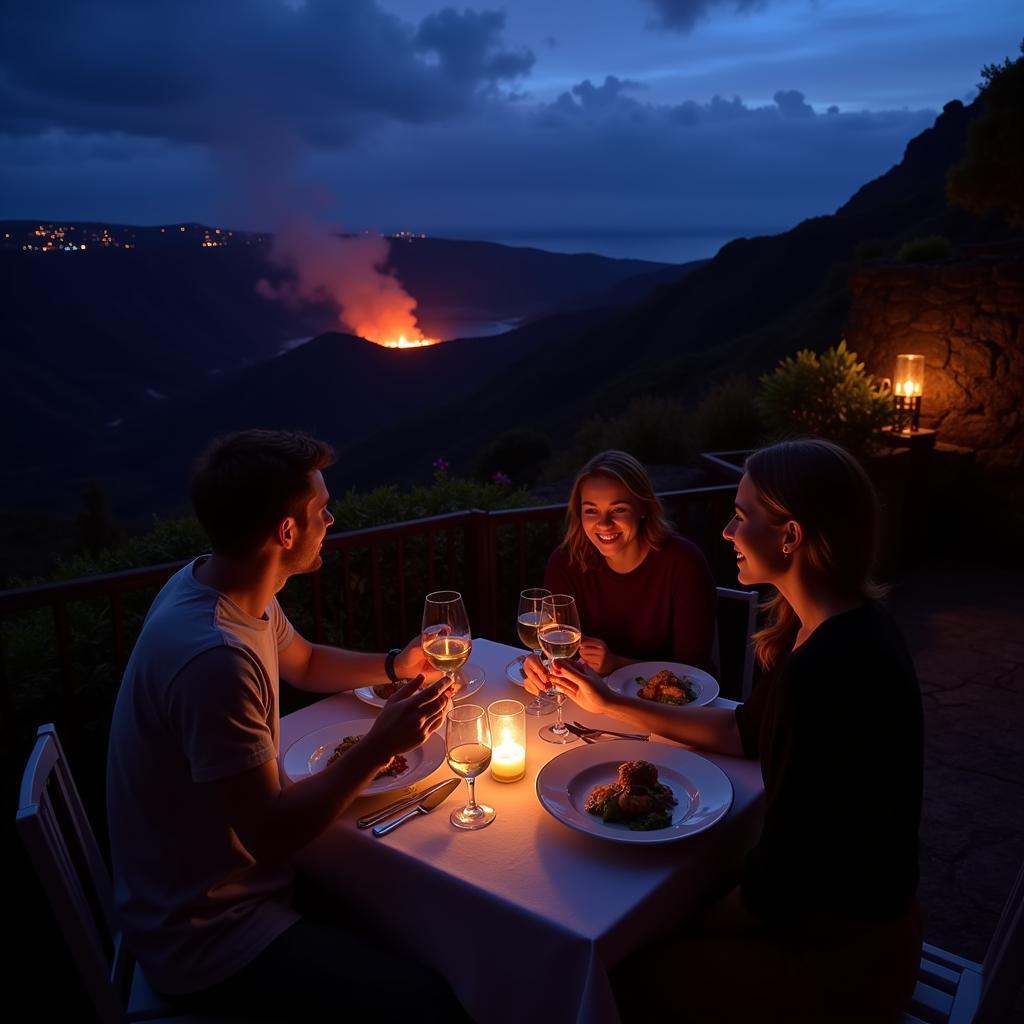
773 89 815 118
644 0 769 33
415 9 534 86
0 79 937 252
548 75 643 119
0 0 533 145
546 80 820 126
300 84 936 243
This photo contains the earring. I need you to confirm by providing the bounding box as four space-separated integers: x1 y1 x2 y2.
782 546 790 555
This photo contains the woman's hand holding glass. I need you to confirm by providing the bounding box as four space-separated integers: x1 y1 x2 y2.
525 655 613 716
511 588 555 716
578 636 617 675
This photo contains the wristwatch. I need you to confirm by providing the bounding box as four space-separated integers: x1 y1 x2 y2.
384 647 402 683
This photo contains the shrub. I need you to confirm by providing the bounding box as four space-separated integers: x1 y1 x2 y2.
756 340 892 457
475 429 551 485
691 376 763 453
853 239 889 263
897 235 953 263
547 395 697 479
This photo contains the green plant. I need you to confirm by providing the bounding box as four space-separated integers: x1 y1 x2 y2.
853 239 889 263
897 235 953 263
546 394 697 480
691 376 763 452
756 340 892 457
475 429 551 485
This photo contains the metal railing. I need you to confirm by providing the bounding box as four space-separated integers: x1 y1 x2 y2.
0 484 737 727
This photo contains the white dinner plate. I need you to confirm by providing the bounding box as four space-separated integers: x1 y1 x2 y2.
606 661 720 708
505 657 528 686
535 740 733 844
353 663 486 709
281 718 445 795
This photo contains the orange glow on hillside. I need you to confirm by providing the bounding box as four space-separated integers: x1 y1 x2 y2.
380 334 439 349
344 300 439 349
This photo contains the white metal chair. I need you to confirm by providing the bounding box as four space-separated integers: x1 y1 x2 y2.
16 723 226 1023
903 864 1024 1024
714 586 759 701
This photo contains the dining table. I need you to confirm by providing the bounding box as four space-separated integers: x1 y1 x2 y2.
279 637 765 1024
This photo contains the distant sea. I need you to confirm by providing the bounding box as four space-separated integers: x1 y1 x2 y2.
427 226 781 265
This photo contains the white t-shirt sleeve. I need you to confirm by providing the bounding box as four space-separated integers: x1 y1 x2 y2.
270 598 296 653
167 645 277 782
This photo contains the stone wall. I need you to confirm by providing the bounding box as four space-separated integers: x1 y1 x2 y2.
846 260 1024 519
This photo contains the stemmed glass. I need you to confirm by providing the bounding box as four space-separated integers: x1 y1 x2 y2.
445 704 495 830
421 590 472 695
536 594 581 745
507 588 555 716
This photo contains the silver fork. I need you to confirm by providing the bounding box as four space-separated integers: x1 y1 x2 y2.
567 721 650 742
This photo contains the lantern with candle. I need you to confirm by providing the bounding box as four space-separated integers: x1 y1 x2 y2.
893 354 925 433
488 699 526 783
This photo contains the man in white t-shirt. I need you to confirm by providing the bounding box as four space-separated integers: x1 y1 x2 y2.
107 430 464 1020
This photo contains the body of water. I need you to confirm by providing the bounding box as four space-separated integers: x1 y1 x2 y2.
425 226 783 265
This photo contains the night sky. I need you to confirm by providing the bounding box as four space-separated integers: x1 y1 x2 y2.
0 0 1019 261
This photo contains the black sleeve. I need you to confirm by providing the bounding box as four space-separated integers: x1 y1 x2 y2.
734 667 769 759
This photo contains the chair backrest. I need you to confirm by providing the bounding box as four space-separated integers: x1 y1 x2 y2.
976 857 1024 1024
16 724 132 1024
714 586 759 701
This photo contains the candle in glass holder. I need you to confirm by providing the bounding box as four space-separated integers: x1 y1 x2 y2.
488 699 526 783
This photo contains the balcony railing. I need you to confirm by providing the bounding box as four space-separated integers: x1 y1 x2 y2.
0 485 737 731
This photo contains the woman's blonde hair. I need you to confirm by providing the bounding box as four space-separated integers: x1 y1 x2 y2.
745 439 885 671
562 451 674 570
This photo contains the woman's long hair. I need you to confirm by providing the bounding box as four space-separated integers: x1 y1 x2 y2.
562 451 674 571
746 439 885 670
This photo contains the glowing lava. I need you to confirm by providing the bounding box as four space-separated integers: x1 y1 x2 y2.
382 334 439 349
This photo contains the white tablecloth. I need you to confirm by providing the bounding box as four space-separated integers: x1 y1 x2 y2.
280 638 764 1024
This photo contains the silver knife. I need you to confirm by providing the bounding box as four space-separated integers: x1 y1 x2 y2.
372 778 461 837
357 778 453 830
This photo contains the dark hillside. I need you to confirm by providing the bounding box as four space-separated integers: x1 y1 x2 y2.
9 310 608 518
1 230 682 510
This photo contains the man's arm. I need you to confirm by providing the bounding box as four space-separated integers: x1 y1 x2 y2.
205 677 452 864
279 632 439 693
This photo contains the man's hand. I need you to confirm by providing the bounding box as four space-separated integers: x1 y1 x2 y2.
579 636 616 675
366 675 453 756
394 634 445 684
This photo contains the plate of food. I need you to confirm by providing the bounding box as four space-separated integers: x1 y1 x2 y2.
606 662 719 708
353 664 486 709
281 718 445 795
535 740 733 844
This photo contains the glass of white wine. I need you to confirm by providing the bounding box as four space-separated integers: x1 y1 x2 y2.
421 590 472 694
507 587 555 717
536 594 581 745
445 704 495 830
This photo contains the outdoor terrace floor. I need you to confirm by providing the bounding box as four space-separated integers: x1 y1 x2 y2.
886 557 1023 1008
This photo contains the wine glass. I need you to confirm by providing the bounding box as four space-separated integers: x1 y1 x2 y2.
536 594 581 744
421 590 472 695
506 588 556 716
445 704 495 830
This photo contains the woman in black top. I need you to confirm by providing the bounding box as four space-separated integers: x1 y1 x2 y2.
527 439 923 1021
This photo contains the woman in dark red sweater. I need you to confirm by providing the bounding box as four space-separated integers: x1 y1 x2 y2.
543 450 716 674
526 439 923 1022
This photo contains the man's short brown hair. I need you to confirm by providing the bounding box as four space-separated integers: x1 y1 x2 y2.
191 430 336 559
